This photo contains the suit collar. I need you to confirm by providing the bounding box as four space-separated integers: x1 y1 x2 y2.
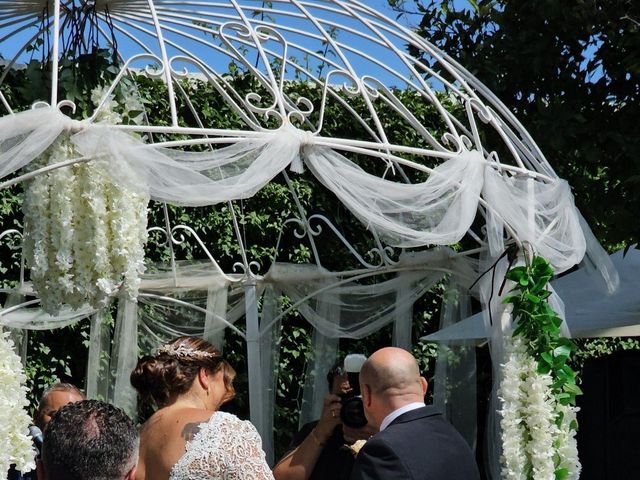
380 402 425 431
388 405 441 427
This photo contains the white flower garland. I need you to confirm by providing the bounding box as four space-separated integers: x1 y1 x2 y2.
23 87 149 314
0 330 36 475
498 335 581 480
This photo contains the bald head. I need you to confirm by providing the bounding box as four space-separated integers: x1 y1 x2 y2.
359 348 427 427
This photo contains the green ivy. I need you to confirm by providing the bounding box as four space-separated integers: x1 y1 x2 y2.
503 256 582 406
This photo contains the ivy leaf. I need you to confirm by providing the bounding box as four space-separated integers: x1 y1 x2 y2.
526 293 540 304
501 295 518 304
505 266 526 282
541 351 553 365
554 344 572 358
538 290 552 300
564 383 583 396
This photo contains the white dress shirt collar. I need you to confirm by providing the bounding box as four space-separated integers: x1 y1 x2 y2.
379 402 426 431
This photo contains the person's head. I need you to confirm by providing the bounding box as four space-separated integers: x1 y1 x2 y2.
34 383 86 431
40 399 138 480
326 359 351 395
359 347 428 428
130 336 235 410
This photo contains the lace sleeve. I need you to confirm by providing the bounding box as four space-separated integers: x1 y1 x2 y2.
217 414 275 480
169 412 274 480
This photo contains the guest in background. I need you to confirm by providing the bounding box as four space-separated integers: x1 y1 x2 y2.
40 399 139 480
350 347 480 480
34 383 85 431
8 382 85 480
273 357 376 480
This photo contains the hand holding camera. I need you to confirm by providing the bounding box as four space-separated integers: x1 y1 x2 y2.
315 394 343 443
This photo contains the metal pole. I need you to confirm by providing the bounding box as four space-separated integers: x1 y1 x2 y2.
244 281 265 445
50 0 61 106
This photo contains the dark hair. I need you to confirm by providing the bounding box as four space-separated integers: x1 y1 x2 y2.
130 336 235 408
34 382 86 430
327 359 343 391
42 399 138 480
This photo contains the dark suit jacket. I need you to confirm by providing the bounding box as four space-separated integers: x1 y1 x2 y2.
350 406 480 480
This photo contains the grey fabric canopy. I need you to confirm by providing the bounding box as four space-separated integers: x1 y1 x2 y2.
424 247 640 343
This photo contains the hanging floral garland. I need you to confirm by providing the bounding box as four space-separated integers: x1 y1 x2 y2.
22 87 149 314
0 330 36 475
498 256 581 480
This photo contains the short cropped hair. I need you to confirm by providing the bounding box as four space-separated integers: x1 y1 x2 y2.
42 400 139 480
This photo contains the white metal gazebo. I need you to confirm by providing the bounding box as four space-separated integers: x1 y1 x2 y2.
0 1 617 474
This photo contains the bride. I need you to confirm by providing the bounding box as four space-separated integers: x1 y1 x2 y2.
130 336 274 480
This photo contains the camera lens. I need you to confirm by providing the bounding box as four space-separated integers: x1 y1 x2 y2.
340 395 367 428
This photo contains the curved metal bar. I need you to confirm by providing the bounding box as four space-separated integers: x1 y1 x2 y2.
138 293 246 339
0 229 23 242
0 298 41 317
145 0 178 125
165 225 233 280
258 260 478 338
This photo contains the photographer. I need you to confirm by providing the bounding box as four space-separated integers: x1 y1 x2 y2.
273 355 377 480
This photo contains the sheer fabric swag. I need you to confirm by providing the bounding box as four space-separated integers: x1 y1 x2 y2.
0 250 477 464
0 107 591 274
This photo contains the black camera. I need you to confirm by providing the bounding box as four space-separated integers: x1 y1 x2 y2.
339 354 368 429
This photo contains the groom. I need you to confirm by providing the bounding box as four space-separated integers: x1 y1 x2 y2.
350 347 480 480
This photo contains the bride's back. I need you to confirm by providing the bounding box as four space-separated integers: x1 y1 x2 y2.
136 406 213 480
130 337 238 480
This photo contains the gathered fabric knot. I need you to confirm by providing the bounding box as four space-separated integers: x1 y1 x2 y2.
290 126 316 147
44 107 88 134
282 124 316 174
61 116 87 134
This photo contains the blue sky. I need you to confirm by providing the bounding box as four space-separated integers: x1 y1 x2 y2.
0 1 463 89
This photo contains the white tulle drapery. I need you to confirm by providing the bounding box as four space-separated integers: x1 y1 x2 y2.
0 107 595 274
432 281 477 450
483 168 586 273
0 103 614 474
1 249 479 465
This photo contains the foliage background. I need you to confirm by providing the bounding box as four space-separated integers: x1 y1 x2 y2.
0 60 449 458
1 0 639 463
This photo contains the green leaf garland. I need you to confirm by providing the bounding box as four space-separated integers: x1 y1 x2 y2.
503 255 582 406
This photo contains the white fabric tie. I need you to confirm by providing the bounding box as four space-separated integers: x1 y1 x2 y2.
281 124 315 174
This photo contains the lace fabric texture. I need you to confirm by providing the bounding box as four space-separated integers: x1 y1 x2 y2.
169 411 274 480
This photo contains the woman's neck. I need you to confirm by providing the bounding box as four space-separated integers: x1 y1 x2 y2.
165 391 212 411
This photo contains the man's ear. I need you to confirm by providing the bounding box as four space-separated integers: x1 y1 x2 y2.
362 383 372 408
420 377 428 397
124 465 137 480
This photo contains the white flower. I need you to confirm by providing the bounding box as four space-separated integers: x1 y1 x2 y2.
498 335 530 480
498 335 581 480
346 439 367 456
0 331 36 474
554 403 581 480
23 86 149 314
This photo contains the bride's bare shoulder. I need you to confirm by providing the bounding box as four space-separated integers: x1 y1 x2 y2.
141 407 214 441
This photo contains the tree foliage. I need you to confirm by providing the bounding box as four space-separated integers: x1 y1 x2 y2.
0 59 449 456
394 0 640 249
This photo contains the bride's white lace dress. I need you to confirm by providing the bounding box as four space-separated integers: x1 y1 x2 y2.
169 411 274 480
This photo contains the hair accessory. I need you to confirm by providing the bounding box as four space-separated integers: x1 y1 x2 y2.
156 343 218 361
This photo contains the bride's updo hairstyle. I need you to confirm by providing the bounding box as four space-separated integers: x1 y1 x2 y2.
130 336 235 408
